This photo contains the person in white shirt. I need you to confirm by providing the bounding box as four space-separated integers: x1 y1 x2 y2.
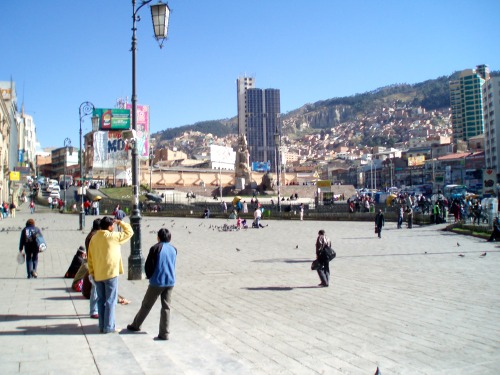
253 208 264 228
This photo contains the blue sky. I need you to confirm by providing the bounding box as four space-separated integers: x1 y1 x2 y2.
1 0 499 149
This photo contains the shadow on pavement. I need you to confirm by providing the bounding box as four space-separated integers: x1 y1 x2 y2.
0 323 101 336
244 285 320 291
253 258 311 263
0 314 82 321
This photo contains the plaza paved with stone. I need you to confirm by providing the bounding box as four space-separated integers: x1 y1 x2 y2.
1 204 499 374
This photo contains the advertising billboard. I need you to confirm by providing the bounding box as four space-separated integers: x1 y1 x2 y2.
126 104 150 160
408 155 425 167
316 180 332 192
210 145 235 170
94 108 131 131
9 171 20 181
93 131 130 169
251 161 270 172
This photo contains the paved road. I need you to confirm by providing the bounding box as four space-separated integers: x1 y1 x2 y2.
1 203 499 374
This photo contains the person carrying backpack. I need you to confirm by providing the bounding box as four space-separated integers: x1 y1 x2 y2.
19 218 44 279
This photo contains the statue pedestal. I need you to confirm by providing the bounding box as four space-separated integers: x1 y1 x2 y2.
235 177 246 190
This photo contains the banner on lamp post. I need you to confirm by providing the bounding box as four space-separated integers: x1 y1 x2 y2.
125 104 150 160
483 169 497 196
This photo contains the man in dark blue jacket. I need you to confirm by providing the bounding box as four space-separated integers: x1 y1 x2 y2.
127 228 177 340
375 209 385 238
19 218 43 279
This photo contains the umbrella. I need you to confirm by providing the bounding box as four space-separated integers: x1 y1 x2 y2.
232 196 242 206
94 196 102 201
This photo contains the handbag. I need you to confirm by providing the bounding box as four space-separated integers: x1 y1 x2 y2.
375 226 379 234
35 232 47 252
311 259 320 270
17 252 25 265
320 245 336 262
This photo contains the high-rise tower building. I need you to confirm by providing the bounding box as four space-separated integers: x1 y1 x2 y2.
483 75 500 176
245 88 281 172
236 76 255 136
236 77 281 172
449 65 488 145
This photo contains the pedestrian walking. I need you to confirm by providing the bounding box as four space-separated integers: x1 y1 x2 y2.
19 218 44 279
127 228 177 340
375 209 385 238
406 205 413 229
300 203 304 221
397 205 404 229
88 216 133 334
315 229 332 287
113 205 126 232
9 201 16 218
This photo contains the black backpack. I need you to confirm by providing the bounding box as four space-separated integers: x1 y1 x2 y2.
25 228 37 244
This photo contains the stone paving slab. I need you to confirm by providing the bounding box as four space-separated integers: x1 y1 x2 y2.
0 205 499 374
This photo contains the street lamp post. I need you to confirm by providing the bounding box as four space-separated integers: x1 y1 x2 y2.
274 131 281 212
78 101 97 230
149 144 154 191
129 0 170 280
63 138 72 211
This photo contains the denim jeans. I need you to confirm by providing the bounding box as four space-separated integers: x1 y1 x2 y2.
25 248 39 278
317 260 330 286
95 277 118 333
90 281 98 316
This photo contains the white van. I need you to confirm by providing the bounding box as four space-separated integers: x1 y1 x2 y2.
45 179 59 192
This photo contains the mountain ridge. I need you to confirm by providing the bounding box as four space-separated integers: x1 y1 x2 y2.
154 70 498 144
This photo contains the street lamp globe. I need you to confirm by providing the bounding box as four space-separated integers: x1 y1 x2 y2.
150 1 171 48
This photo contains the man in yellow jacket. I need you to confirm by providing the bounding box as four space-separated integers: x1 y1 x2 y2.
88 216 133 333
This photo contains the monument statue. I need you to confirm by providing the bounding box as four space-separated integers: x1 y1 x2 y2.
235 134 251 182
261 172 275 191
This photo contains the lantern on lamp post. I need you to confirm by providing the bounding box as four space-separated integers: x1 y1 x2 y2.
274 131 282 212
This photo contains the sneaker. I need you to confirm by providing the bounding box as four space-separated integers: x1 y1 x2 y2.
31 271 38 278
103 329 120 334
90 314 99 319
127 324 140 332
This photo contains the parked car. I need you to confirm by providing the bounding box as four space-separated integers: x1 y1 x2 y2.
45 179 59 192
50 190 60 199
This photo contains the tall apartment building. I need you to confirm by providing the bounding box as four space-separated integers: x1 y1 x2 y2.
236 76 281 172
449 65 488 145
18 106 37 172
236 76 255 136
483 75 500 176
245 88 281 172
